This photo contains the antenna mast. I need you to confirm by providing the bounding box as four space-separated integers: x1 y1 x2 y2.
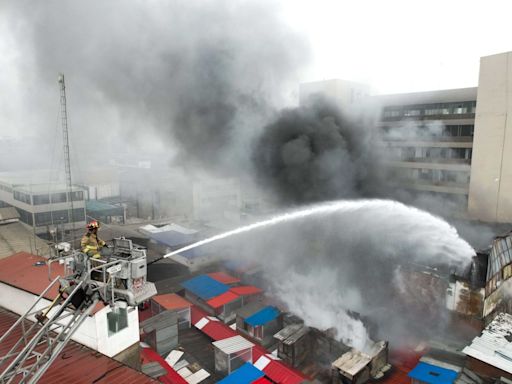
58 74 76 245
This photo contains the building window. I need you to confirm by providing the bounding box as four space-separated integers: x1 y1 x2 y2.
107 307 128 336
51 210 69 224
35 212 53 226
69 191 84 201
17 208 33 225
13 191 31 205
33 194 50 205
72 208 85 222
51 192 67 204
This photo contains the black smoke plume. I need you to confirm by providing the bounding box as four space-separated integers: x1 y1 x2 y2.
253 98 388 204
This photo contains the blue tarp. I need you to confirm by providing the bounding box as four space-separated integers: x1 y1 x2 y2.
245 306 280 327
217 363 264 384
408 362 458 384
181 275 229 300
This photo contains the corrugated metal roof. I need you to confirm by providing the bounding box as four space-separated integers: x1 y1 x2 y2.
254 355 306 384
0 307 156 384
252 377 273 384
152 293 192 310
193 316 238 341
217 362 264 384
190 305 306 383
207 291 240 309
408 362 458 384
230 285 263 296
212 335 255 354
462 312 512 374
141 346 188 384
0 252 104 313
181 275 229 300
237 302 266 319
207 272 240 285
245 306 280 327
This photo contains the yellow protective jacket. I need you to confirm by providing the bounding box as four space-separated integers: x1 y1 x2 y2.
81 232 106 258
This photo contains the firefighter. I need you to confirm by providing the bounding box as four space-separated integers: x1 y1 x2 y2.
81 220 106 259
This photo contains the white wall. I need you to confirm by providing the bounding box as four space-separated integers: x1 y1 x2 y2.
0 282 139 357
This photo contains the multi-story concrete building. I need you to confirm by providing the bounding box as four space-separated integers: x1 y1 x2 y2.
0 171 86 238
300 50 512 223
377 87 476 210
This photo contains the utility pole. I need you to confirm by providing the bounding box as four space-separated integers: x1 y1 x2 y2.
58 74 76 246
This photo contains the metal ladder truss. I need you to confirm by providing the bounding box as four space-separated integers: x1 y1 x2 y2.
0 277 99 384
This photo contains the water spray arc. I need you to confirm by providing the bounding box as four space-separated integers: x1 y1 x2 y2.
161 199 475 262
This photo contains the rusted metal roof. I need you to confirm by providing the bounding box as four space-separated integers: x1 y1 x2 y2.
0 252 104 313
152 293 192 310
230 285 263 296
0 307 156 384
207 272 241 285
207 291 240 309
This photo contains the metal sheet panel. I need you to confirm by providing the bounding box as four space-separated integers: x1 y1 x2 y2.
213 335 255 354
230 285 263 296
217 362 264 384
182 275 229 300
408 362 458 384
245 306 280 327
207 272 241 285
207 291 240 309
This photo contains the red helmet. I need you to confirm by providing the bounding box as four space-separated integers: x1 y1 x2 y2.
86 220 100 230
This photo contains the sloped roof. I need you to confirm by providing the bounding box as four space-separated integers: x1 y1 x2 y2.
0 252 104 313
0 307 156 384
462 312 512 374
217 362 264 384
230 285 263 296
245 306 280 327
182 275 229 300
0 222 49 259
207 291 240 309
0 207 19 222
207 272 240 285
151 293 192 311
408 362 458 384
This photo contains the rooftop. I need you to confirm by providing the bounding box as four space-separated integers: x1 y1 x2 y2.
0 223 49 259
408 362 458 384
212 335 255 354
244 306 280 327
182 275 229 300
151 293 192 311
217 362 265 384
0 307 156 384
207 271 240 285
462 312 512 374
332 349 372 378
377 87 478 106
0 252 104 313
207 291 240 309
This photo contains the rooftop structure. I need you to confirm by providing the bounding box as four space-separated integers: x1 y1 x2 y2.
463 313 512 378
217 362 266 384
0 207 49 258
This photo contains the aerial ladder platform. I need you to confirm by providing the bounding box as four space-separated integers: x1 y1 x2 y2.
0 237 157 384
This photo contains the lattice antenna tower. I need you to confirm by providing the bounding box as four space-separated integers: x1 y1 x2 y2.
58 74 76 245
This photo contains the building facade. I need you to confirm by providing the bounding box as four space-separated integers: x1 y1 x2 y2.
0 172 86 237
300 51 512 223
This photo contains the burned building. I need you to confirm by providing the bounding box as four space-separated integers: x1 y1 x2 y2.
483 232 512 320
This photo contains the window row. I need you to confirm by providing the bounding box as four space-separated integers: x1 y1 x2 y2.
14 190 85 206
383 101 477 119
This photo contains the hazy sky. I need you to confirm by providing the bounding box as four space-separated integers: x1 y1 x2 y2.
1 0 511 139
283 0 512 93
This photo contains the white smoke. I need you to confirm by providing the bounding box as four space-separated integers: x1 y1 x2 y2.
164 198 475 350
